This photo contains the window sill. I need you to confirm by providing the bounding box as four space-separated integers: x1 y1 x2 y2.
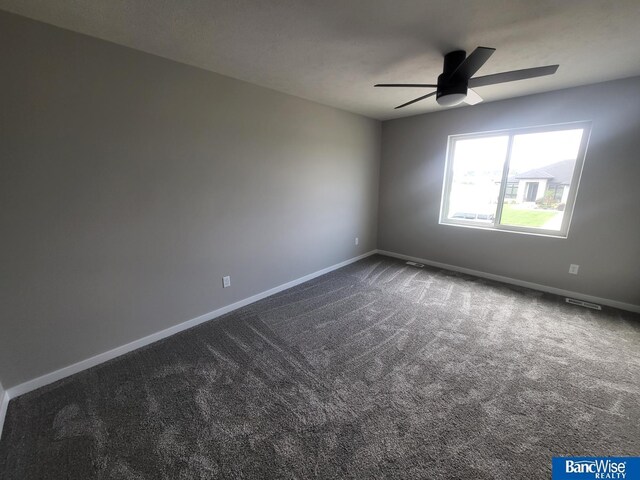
438 220 569 239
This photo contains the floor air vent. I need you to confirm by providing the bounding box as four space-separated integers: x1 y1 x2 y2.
406 261 425 268
565 298 602 310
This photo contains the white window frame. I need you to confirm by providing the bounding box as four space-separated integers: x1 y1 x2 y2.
439 121 591 238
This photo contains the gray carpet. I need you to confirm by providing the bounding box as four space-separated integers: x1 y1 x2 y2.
1 254 639 479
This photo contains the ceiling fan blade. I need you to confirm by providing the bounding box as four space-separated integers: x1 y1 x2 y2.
469 65 559 88
464 88 483 105
449 46 495 80
375 83 437 88
394 91 437 109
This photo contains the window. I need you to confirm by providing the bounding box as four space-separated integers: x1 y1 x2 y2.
440 122 590 237
504 182 518 199
546 184 565 202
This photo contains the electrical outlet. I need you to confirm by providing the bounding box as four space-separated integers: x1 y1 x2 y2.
355 237 359 246
569 264 579 275
222 276 231 288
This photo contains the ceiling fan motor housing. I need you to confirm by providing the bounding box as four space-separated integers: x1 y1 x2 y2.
437 50 468 106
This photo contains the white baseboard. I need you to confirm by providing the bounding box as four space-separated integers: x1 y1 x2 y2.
377 249 640 314
5 250 377 402
0 391 8 441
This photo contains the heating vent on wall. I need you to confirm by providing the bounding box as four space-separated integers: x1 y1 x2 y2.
565 298 602 310
406 261 425 268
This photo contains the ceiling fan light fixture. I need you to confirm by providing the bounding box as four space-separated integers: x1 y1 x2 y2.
376 46 559 111
436 92 467 107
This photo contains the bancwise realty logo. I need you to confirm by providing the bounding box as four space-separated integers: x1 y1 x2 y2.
552 457 640 480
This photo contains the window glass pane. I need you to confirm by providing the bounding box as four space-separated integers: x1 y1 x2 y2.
446 136 508 223
498 129 583 231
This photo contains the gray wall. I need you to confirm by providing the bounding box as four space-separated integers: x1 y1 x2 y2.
0 11 381 389
379 76 640 306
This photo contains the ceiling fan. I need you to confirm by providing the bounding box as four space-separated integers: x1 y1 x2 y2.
375 47 559 109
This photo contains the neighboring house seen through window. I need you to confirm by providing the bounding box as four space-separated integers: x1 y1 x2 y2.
439 122 591 237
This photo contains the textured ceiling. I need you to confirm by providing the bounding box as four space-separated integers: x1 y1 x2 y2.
1 0 640 120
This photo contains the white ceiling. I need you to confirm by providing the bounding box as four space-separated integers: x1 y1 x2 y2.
2 0 640 120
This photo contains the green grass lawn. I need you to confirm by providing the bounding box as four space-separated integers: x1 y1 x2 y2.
500 204 559 227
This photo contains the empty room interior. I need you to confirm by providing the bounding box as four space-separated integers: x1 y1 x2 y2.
1 1 639 478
